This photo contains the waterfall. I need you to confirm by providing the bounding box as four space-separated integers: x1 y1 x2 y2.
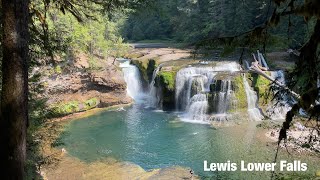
209 80 235 121
266 70 292 120
175 62 240 122
213 80 233 114
244 60 250 70
148 65 162 108
120 59 144 101
243 76 263 121
257 51 269 70
186 94 208 121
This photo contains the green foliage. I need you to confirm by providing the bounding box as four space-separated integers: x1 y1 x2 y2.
50 98 100 117
121 0 312 52
47 11 129 58
84 98 99 110
155 70 177 110
109 37 130 58
52 101 80 116
21 0 147 178
87 55 101 70
121 1 173 41
54 65 62 74
158 71 176 91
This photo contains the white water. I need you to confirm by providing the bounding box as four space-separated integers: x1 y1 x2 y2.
120 59 145 101
210 80 235 121
243 76 264 121
257 51 269 70
175 62 240 122
266 70 292 120
148 65 162 108
186 94 208 121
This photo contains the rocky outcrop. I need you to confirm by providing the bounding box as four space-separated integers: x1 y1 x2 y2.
73 52 90 69
42 58 132 117
88 69 126 91
156 71 176 110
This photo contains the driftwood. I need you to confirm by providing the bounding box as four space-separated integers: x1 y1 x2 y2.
249 67 300 99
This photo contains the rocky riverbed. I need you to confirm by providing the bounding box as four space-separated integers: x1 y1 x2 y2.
265 122 320 154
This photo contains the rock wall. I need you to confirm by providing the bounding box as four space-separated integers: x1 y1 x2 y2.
156 71 176 110
41 56 132 117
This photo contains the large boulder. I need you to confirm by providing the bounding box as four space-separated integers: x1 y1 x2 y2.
45 72 85 94
89 69 126 91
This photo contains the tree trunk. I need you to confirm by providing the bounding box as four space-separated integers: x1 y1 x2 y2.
0 0 29 179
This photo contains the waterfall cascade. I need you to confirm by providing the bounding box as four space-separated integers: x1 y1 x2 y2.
175 62 240 122
119 59 145 101
148 65 162 108
209 80 236 121
266 71 292 120
119 58 291 123
243 76 264 121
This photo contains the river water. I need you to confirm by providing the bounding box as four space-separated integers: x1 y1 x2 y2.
59 104 318 179
58 60 318 179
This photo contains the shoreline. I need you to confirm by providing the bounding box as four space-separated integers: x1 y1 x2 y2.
41 155 199 180
48 102 134 123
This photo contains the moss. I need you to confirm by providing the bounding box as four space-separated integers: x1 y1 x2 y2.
131 58 160 83
52 101 80 116
51 98 100 117
84 98 99 110
158 71 176 91
146 59 157 82
55 65 62 74
155 70 177 110
251 73 272 106
233 75 247 111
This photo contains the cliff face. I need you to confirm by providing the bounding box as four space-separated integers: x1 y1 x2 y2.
39 55 132 117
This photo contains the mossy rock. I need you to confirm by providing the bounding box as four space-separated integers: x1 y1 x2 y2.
51 101 80 116
158 71 176 91
84 98 100 110
233 75 247 111
131 58 159 83
156 70 177 110
249 72 272 106
51 98 100 117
